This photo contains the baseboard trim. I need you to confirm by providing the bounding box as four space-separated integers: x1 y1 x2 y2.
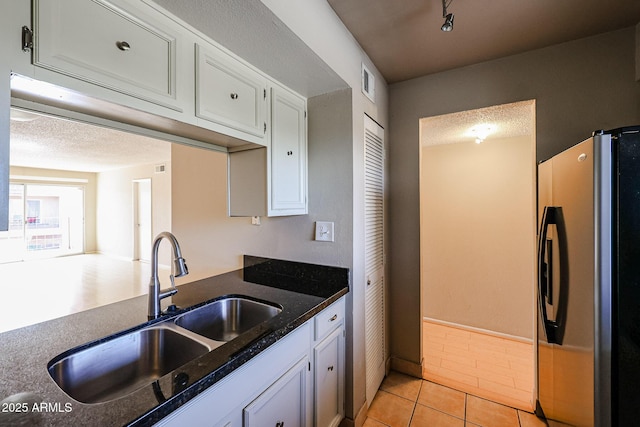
423 317 533 344
339 400 368 427
390 356 422 378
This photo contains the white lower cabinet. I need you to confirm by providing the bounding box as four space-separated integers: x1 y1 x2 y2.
314 328 344 427
154 298 346 427
312 299 345 427
243 357 309 427
154 322 310 427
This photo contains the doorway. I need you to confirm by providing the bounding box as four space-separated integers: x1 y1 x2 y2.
419 100 537 410
133 178 152 262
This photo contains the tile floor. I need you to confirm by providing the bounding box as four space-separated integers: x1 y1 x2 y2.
365 371 546 427
423 320 534 411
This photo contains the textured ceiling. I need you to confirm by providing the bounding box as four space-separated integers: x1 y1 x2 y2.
10 110 171 173
327 0 640 83
420 101 535 146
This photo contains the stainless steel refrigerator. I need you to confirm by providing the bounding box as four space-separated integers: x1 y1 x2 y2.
536 126 640 427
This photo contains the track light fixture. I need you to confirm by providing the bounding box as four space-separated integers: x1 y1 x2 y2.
441 0 454 32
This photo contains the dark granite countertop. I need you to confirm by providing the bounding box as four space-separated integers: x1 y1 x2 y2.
0 256 349 427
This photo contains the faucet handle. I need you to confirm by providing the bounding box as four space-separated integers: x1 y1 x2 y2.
158 275 178 300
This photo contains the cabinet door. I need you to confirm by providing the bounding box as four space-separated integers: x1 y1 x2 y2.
270 85 307 215
33 0 179 109
196 43 267 140
2 1 32 77
244 357 309 427
314 327 345 427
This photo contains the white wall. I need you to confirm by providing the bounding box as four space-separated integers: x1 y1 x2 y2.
96 162 171 260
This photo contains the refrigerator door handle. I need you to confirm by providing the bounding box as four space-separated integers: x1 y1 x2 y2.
537 206 567 345
543 237 553 306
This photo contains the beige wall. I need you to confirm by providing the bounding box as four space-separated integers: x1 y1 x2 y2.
9 166 97 252
96 162 171 260
421 136 535 338
170 89 354 280
389 27 640 366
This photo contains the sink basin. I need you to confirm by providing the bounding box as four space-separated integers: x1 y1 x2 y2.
175 296 282 342
48 326 209 404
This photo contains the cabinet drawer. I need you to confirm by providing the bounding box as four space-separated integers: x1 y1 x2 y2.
196 43 267 139
34 0 178 108
315 298 345 341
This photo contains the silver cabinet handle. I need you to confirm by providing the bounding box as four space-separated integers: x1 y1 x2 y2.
329 314 337 322
276 422 284 427
116 41 131 51
230 93 239 99
328 365 334 371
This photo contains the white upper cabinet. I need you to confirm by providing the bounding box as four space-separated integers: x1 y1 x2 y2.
11 0 310 209
270 83 307 213
196 42 268 145
33 0 183 111
22 0 307 153
227 83 307 217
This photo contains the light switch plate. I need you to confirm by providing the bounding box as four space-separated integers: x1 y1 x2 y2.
315 221 334 242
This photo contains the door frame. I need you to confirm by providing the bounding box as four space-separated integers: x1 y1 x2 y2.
132 178 152 262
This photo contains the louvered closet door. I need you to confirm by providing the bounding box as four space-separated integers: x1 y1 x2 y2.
364 115 385 405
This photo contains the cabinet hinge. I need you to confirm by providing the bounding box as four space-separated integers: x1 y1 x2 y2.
264 122 267 134
21 26 33 52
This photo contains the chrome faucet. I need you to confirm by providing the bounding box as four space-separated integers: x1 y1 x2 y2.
148 232 189 320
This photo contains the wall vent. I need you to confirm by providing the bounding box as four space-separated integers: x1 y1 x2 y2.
155 164 166 173
362 63 375 103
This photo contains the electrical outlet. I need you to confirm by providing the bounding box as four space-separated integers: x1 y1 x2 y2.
251 216 261 226
315 221 334 242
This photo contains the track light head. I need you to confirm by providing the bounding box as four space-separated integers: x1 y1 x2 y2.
441 13 454 32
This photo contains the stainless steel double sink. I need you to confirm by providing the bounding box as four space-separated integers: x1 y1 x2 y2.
47 296 282 404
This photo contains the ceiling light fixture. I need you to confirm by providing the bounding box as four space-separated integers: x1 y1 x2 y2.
441 0 454 32
468 124 495 144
